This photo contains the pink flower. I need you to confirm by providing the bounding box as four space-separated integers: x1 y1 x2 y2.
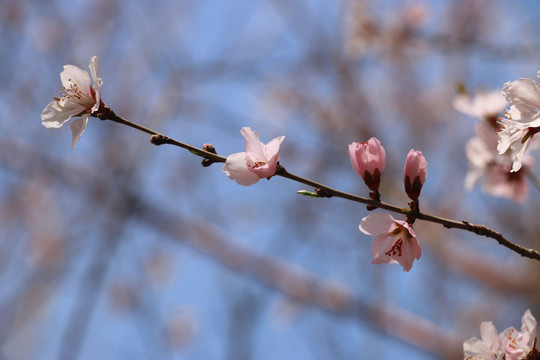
222 127 285 186
463 321 504 360
41 56 103 149
403 150 427 201
500 309 537 360
349 137 386 192
358 212 421 272
465 123 530 203
497 72 540 172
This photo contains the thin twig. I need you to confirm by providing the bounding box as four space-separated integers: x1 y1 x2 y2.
95 108 540 262
96 106 226 163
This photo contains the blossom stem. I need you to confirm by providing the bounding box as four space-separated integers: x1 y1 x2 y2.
94 111 540 262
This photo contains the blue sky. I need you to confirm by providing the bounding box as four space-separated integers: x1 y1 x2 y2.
1 0 539 359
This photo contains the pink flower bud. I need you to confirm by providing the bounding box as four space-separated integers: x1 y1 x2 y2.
349 137 386 192
403 150 427 201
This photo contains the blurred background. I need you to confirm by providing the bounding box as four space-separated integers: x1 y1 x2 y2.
1 0 540 359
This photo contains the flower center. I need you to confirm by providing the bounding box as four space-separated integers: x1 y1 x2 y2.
385 237 403 257
250 161 267 169
54 79 94 107
505 328 518 351
496 109 511 133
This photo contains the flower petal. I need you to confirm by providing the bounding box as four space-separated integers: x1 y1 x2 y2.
519 309 537 350
41 100 87 129
264 135 285 169
510 137 531 172
399 233 421 272
483 164 529 203
222 152 260 186
370 233 400 264
359 212 395 235
61 64 92 93
463 337 489 358
497 125 525 155
241 127 267 163
453 91 506 120
348 143 362 175
88 56 102 113
466 137 493 168
502 78 540 118
89 56 99 85
70 114 89 149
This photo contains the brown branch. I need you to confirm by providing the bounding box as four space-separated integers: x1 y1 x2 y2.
96 106 226 164
94 108 540 262
0 139 462 358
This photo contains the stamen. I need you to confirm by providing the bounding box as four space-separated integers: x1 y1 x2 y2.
53 79 94 106
497 117 506 132
385 238 403 257
496 109 512 133
250 161 267 169
505 329 518 350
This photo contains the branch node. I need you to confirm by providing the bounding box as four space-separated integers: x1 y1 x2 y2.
150 134 169 146
201 143 218 167
406 200 420 225
366 191 381 211
462 221 485 236
315 188 332 198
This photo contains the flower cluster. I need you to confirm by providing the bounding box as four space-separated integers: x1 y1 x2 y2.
455 90 530 203
350 137 427 272
464 309 538 360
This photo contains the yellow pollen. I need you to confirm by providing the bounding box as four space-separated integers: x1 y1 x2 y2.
250 161 267 169
496 109 514 133
497 117 506 131
54 81 89 103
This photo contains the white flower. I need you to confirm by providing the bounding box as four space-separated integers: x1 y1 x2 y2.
463 321 504 360
41 56 102 149
497 72 540 171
